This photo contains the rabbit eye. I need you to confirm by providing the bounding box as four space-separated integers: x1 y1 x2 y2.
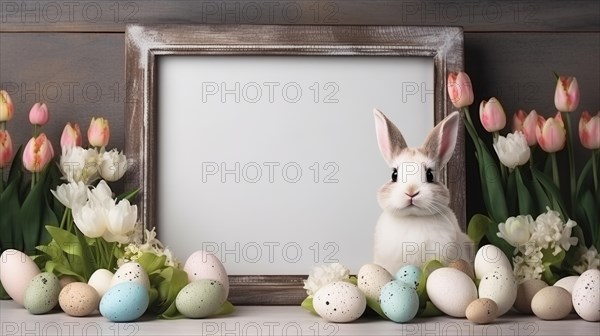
426 168 434 183
391 168 398 182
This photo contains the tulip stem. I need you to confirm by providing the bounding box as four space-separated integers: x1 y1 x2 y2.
593 150 598 193
550 153 561 211
494 132 507 183
0 168 4 194
30 172 36 192
562 112 576 212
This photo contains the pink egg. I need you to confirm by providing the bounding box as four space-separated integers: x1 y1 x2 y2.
0 249 41 306
183 251 229 297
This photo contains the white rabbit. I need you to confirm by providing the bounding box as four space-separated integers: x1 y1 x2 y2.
372 108 473 274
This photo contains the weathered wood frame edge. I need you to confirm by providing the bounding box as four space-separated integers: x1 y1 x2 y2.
124 24 464 305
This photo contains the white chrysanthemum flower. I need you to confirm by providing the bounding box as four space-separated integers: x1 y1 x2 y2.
574 246 600 274
498 215 535 248
303 263 351 296
51 181 88 209
513 248 544 283
60 146 99 185
531 207 578 255
558 219 578 252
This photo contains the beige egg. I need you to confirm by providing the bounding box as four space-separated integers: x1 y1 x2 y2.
426 267 478 317
357 264 392 302
513 279 548 314
531 286 572 320
59 276 77 288
449 259 475 279
554 276 579 294
466 298 498 324
59 282 100 317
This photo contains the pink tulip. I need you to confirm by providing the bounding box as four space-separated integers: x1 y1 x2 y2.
0 90 14 122
87 117 110 148
480 97 506 132
0 129 13 168
23 133 55 173
579 111 600 150
554 76 580 112
60 122 82 151
28 102 49 126
536 112 566 153
513 109 539 146
447 72 474 108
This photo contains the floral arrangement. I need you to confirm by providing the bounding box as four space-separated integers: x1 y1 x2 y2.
0 91 233 320
447 72 599 284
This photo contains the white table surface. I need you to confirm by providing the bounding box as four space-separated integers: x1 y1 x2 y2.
1 300 598 336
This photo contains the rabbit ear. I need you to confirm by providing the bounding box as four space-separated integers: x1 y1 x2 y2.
373 108 407 167
422 111 460 167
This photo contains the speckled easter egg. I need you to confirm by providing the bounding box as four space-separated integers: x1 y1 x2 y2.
572 269 600 321
24 272 61 314
465 298 498 324
100 282 149 322
357 264 392 302
449 259 475 279
531 286 572 320
426 267 477 317
175 279 226 318
59 276 77 288
59 282 100 317
110 262 150 290
379 280 419 323
184 251 229 298
478 266 517 316
394 265 422 290
313 281 366 323
474 245 512 279
0 249 41 306
513 279 547 314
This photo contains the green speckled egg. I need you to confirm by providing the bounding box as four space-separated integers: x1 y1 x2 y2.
24 272 61 314
176 279 226 318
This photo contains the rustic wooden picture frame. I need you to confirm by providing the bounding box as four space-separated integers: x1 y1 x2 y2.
124 24 464 305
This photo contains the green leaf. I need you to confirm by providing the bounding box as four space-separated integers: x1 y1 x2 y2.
515 167 535 216
6 145 24 184
468 214 493 245
214 301 235 316
19 167 53 252
0 280 11 300
116 188 141 202
45 226 83 257
576 156 593 199
301 296 317 314
419 301 444 317
542 248 565 267
0 177 22 249
485 223 515 263
137 253 167 274
531 174 551 217
160 301 183 320
366 297 387 319
416 259 443 308
38 194 60 245
44 261 85 282
542 262 558 285
578 191 598 247
506 169 517 215
74 227 95 280
531 167 568 219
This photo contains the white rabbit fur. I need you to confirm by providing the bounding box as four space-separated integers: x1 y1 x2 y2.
372 108 473 274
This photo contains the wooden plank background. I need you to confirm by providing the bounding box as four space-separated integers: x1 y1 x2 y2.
1 0 599 226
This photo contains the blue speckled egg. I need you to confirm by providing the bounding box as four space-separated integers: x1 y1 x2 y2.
394 265 422 290
380 280 419 323
99 282 149 322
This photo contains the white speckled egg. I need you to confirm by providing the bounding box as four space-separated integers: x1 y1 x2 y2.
513 279 547 314
100 282 149 322
474 245 512 279
572 269 600 321
379 280 419 323
394 265 422 290
184 250 229 298
357 264 392 302
466 298 498 324
478 266 517 316
313 281 366 323
426 267 477 317
531 286 572 320
175 279 226 318
59 282 100 317
0 249 41 306
88 269 114 298
554 276 579 294
24 272 61 314
111 262 150 290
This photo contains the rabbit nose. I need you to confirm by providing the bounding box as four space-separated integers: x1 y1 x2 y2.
405 191 420 198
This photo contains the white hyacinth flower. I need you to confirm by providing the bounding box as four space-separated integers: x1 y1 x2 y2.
51 181 88 209
574 246 600 274
493 131 531 169
98 149 128 182
303 263 351 296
